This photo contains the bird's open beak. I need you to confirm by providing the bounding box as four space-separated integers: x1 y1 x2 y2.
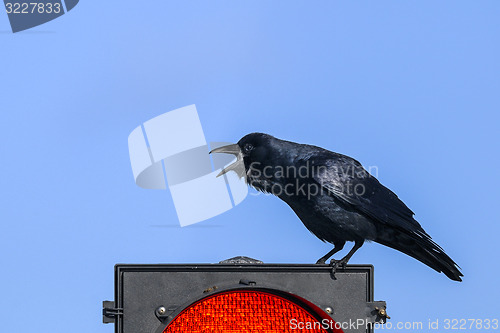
209 144 244 178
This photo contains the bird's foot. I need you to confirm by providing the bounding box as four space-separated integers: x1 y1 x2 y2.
329 258 348 280
316 258 327 265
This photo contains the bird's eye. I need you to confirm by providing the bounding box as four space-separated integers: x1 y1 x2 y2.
244 143 254 153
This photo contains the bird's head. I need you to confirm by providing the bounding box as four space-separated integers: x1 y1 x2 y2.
209 133 281 190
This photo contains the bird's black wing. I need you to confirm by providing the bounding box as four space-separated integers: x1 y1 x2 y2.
308 153 428 236
304 150 462 281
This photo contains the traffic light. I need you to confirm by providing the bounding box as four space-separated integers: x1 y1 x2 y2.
103 257 388 333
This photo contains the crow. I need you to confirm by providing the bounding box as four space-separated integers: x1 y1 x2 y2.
210 133 463 281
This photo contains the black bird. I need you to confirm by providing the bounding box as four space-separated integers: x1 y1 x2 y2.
211 133 463 281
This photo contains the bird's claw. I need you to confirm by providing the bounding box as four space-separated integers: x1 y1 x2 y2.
329 258 347 280
329 259 339 280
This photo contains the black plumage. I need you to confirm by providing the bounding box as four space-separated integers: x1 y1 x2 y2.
211 133 462 281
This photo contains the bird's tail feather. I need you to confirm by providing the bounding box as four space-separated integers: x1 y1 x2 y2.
375 228 463 281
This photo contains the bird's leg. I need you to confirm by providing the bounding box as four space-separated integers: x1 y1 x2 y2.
329 240 364 279
331 239 364 268
316 241 345 264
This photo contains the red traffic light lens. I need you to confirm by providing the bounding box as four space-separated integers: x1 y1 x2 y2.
162 289 340 332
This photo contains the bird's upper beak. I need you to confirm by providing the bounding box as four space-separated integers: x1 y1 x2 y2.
209 144 244 178
210 143 241 156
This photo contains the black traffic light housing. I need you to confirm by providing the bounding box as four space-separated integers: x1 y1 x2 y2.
103 257 387 333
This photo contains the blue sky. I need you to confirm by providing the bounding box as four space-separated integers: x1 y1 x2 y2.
1 1 499 332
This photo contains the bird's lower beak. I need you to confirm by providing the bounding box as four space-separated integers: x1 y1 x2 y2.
209 144 244 178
